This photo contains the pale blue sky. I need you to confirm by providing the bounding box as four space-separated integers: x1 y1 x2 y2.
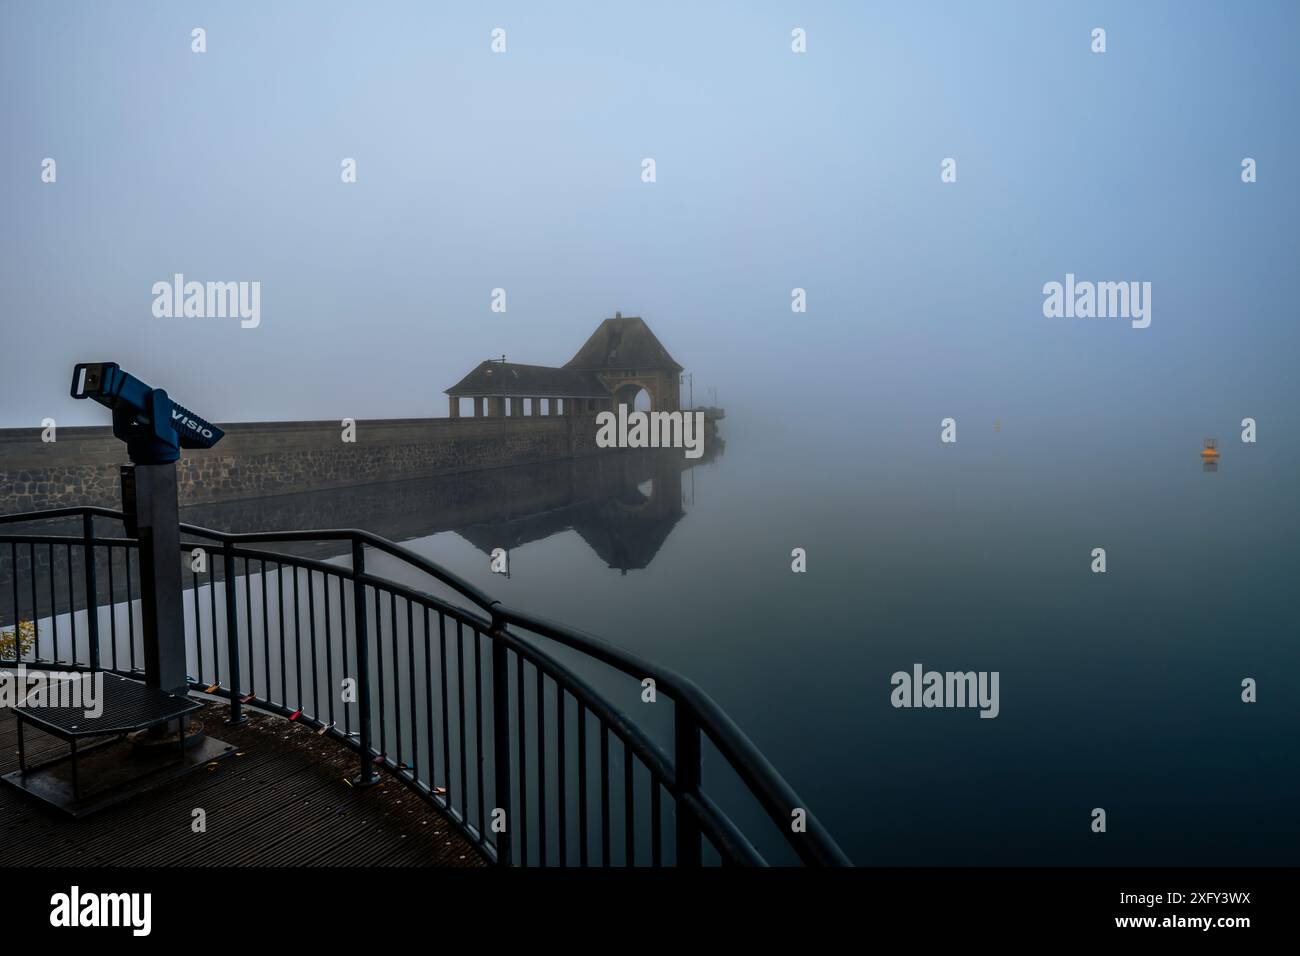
1 1 1296 446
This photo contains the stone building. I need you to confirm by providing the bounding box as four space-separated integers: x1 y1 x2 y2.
445 313 683 418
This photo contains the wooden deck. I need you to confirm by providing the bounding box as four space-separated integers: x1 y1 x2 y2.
0 699 485 867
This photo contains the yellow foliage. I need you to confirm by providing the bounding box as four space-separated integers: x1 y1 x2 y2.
0 620 36 658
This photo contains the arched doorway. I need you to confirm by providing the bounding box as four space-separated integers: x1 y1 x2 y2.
614 383 653 413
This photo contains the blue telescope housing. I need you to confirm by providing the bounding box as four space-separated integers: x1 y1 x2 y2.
70 362 224 465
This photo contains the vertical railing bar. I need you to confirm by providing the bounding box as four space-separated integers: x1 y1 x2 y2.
125 546 136 672
261 559 271 704
406 598 416 778
30 546 40 665
674 707 702 866
308 568 320 724
65 543 76 664
86 525 100 672
47 546 57 665
490 628 511 866
206 554 218 685
424 608 436 796
351 539 377 785
27 546 37 665
536 666 546 867
294 564 304 712
340 572 351 738
577 702 588 867
325 573 336 730
436 608 452 806
651 775 662 867
557 688 566 867
390 590 400 766
373 585 385 758
244 556 254 698
191 547 203 683
47 543 57 663
339 573 350 736
516 652 527 867
624 739 634 867
277 561 287 706
600 723 610 867
8 542 18 664
439 612 451 809
456 620 468 824
474 627 484 839
223 545 245 724
107 544 118 671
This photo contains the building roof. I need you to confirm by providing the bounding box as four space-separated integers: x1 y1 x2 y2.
444 361 611 398
564 315 682 372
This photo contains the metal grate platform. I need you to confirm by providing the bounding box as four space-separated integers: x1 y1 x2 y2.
15 672 200 738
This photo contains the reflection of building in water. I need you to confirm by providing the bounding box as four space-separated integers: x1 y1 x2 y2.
456 451 686 574
0 444 722 622
177 441 722 572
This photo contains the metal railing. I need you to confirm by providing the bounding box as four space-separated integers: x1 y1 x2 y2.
0 506 850 867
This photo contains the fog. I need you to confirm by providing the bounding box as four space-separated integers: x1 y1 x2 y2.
1 1 1296 453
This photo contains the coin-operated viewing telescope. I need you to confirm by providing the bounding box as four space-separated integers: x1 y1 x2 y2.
69 362 226 698
71 362 224 465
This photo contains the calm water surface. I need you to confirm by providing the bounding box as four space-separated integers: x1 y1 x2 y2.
192 415 1300 865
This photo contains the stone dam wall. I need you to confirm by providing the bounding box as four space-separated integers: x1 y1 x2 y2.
0 415 627 512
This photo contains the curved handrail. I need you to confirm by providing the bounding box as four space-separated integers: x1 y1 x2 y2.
175 522 501 613
0 505 126 526
494 606 849 866
0 505 852 866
